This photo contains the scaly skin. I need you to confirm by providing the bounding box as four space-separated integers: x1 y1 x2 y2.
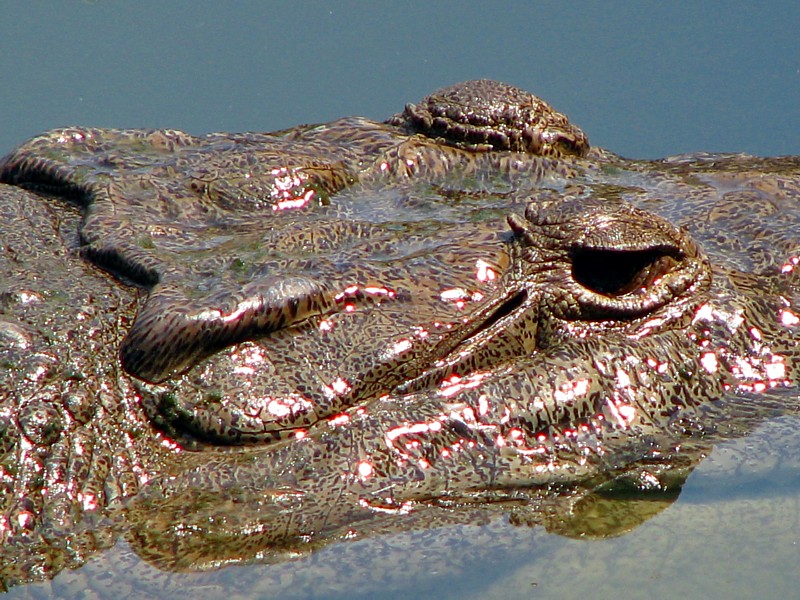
386 79 590 156
0 81 799 594
0 83 582 386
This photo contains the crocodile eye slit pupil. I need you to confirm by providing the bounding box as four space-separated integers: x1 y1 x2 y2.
570 247 678 297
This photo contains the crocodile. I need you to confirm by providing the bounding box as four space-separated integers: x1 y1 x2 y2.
0 80 799 595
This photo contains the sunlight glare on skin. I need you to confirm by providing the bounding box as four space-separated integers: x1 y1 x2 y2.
780 255 799 273
269 167 317 211
475 258 497 282
477 394 489 416
615 368 631 389
780 309 800 327
764 357 786 382
553 378 591 403
328 413 350 427
440 287 469 310
55 130 87 144
160 436 183 451
191 297 263 324
413 326 430 339
692 302 744 331
260 394 314 419
437 371 489 397
440 286 485 309
231 344 266 365
645 357 669 374
389 338 413 355
322 377 351 399
77 492 98 511
384 420 446 464
700 352 719 374
358 498 414 514
273 189 315 211
730 353 789 393
606 396 636 428
385 420 443 443
15 511 34 530
332 285 397 317
356 460 373 480
335 285 360 301
362 286 395 298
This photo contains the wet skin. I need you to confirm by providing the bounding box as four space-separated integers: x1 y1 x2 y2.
1 81 799 590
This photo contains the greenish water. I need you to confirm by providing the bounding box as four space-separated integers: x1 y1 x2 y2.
2 3 799 599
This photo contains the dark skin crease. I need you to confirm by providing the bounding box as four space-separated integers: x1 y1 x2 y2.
1 81 799 593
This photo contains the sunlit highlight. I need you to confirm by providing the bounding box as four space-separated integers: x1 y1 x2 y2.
438 372 490 397
606 397 636 428
328 413 350 427
323 377 351 398
269 167 317 211
475 259 497 282
780 309 800 327
700 352 718 374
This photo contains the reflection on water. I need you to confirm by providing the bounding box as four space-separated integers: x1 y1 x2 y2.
10 415 800 600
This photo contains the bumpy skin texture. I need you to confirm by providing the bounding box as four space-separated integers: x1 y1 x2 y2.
0 82 582 387
1 81 800 594
387 79 590 156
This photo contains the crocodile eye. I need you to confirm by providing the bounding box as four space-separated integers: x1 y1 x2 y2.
570 247 681 297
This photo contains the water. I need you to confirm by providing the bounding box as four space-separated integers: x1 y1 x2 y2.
1 2 798 159
2 2 799 598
